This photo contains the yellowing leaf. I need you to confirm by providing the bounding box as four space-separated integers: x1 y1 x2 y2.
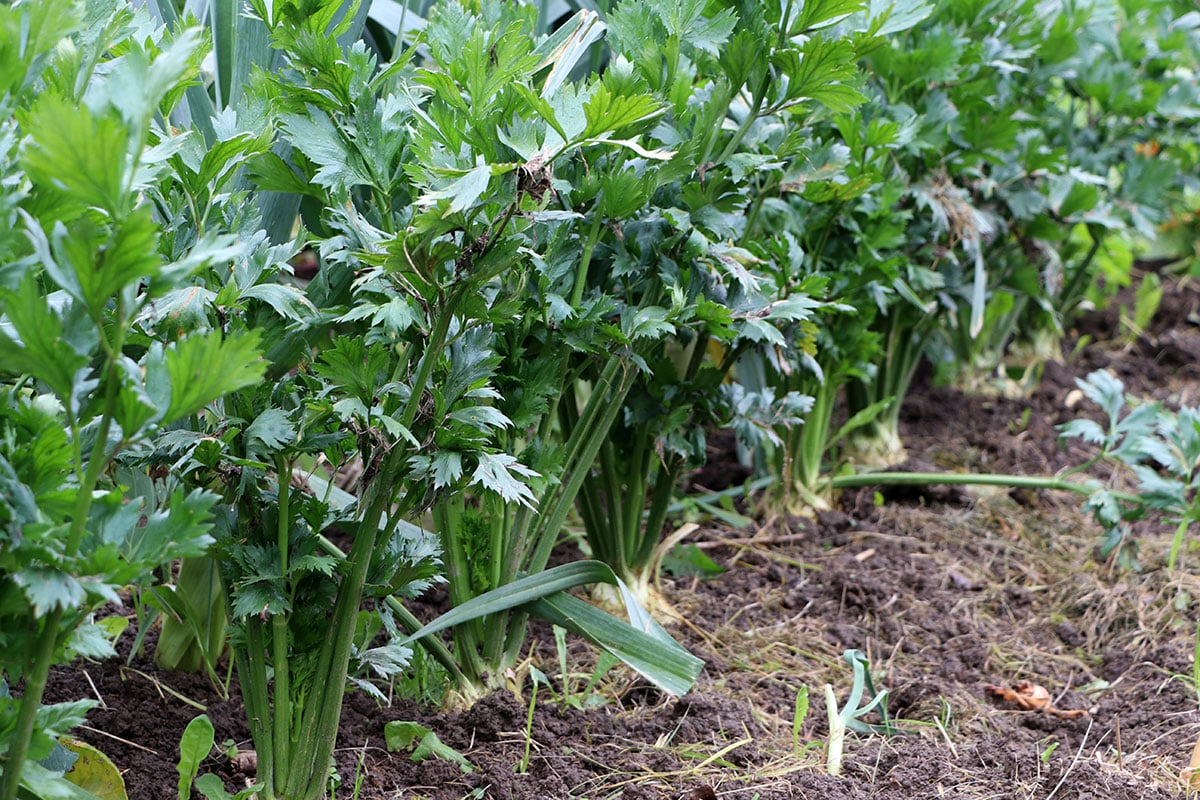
61 739 128 800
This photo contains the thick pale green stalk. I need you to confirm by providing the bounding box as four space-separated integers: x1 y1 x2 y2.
631 452 685 574
785 375 837 509
238 621 274 789
824 683 845 776
844 309 938 464
499 358 637 670
288 285 461 794
271 458 292 792
289 496 386 798
527 357 637 575
432 498 489 688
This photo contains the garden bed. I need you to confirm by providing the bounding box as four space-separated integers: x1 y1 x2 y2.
43 274 1200 799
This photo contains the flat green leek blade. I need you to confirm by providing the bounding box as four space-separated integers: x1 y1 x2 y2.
400 561 702 696
529 591 702 697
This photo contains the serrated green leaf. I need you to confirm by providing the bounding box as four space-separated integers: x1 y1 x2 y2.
415 163 493 216
11 569 86 617
280 107 373 194
0 278 87 400
240 283 317 323
245 408 297 453
793 0 864 33
124 488 218 566
471 453 539 507
774 37 864 113
316 338 392 403
162 330 265 423
1059 419 1106 446
70 206 162 313
447 406 511 433
663 0 738 55
248 151 323 197
582 85 662 138
20 95 130 217
430 452 463 489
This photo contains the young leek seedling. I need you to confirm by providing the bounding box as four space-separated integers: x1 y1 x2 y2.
823 649 896 776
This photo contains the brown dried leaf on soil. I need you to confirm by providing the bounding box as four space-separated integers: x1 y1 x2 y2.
984 680 1089 720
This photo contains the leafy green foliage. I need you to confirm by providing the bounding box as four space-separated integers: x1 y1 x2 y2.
741 0 1200 511
1061 370 1200 570
0 7 260 799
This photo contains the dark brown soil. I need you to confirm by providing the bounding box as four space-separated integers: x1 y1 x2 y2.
43 275 1200 799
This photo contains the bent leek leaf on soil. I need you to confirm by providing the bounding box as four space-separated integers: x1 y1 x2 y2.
401 561 704 697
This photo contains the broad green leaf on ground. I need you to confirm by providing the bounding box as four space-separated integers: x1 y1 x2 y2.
383 721 474 773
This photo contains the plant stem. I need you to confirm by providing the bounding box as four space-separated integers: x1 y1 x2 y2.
271 458 292 792
313 533 470 689
824 683 844 777
239 620 274 791
285 491 390 799
0 607 63 800
3 336 128 799
571 214 604 308
1168 516 1191 570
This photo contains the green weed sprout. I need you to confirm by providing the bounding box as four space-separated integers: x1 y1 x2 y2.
793 685 810 756
1060 369 1200 569
823 650 896 776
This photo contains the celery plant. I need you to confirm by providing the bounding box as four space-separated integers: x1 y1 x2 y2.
408 0 710 697
0 8 264 798
565 0 932 597
143 5 701 797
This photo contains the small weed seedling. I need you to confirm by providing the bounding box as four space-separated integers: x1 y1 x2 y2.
550 626 617 711
791 685 830 759
1060 370 1200 569
179 714 261 800
383 722 474 774
823 650 897 776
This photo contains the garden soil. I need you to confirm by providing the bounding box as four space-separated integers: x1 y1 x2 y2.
43 271 1200 800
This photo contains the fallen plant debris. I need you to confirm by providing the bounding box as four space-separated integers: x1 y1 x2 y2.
984 681 1090 721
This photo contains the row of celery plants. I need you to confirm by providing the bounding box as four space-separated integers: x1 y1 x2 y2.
3 0 1199 798
0 0 698 797
747 0 1200 510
